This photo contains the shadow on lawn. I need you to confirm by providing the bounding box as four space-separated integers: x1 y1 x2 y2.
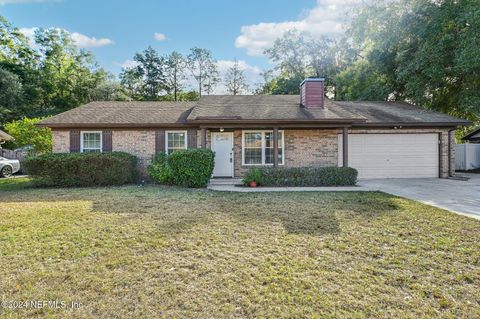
2 186 401 237
89 190 401 237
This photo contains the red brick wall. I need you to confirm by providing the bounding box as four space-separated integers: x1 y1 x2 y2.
301 80 324 108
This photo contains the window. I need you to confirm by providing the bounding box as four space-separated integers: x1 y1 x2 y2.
81 131 102 153
243 130 284 165
166 131 187 154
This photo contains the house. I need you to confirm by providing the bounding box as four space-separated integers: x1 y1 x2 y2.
0 129 13 148
37 78 471 179
462 127 480 144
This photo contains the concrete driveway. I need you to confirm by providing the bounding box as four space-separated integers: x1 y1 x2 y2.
361 173 480 219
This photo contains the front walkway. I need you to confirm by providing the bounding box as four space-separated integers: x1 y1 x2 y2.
208 178 371 192
209 174 480 219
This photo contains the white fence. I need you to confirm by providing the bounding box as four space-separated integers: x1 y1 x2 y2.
0 148 24 160
455 144 480 170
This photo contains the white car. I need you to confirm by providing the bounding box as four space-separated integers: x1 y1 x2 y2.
0 157 20 178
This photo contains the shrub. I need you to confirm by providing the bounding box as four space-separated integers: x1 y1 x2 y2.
4 117 52 155
147 153 174 185
247 166 358 187
23 152 138 187
167 149 214 188
242 167 263 185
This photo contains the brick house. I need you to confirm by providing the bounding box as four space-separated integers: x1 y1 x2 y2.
38 78 471 179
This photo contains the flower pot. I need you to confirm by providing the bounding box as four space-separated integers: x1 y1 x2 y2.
249 181 257 188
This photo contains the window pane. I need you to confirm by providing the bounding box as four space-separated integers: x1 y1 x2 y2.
82 132 101 151
245 133 261 148
83 149 101 153
265 132 283 164
265 132 272 148
244 148 262 164
265 148 273 164
167 132 186 154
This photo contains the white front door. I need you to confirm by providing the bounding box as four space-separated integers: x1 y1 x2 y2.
211 132 234 177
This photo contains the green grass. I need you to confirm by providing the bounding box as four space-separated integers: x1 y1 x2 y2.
0 183 479 318
0 177 33 191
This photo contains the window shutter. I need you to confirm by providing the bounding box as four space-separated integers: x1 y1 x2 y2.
155 130 165 153
102 130 112 152
70 130 80 153
188 129 197 148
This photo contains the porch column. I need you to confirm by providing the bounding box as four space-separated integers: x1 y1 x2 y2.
342 127 348 167
273 127 279 167
201 128 207 148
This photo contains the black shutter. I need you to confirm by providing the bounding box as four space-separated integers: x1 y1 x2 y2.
188 129 197 149
102 130 112 152
70 130 80 153
155 130 165 153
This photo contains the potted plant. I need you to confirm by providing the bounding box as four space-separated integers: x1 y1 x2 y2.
243 168 262 187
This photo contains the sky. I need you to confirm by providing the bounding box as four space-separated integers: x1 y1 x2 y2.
1 0 362 93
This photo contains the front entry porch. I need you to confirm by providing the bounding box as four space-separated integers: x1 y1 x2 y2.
201 126 350 178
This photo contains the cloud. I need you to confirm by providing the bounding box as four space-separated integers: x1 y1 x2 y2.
70 32 114 48
115 59 138 69
153 32 167 41
19 27 114 48
19 27 36 39
0 0 56 4
235 0 365 56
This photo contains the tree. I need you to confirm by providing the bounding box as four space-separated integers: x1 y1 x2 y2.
224 59 248 95
164 51 186 101
0 68 25 124
89 80 131 101
265 30 337 81
187 47 219 96
132 46 167 100
120 67 143 99
34 28 108 112
260 30 339 96
335 60 392 101
4 117 52 154
345 0 480 125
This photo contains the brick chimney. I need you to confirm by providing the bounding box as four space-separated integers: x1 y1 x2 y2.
300 78 325 108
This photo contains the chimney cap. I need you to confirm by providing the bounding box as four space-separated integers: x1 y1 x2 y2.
300 78 325 86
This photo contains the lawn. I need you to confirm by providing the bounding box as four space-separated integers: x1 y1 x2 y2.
1 179 479 318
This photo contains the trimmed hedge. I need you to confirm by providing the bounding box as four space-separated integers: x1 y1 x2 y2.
248 166 358 187
167 149 215 188
147 153 174 185
23 152 138 187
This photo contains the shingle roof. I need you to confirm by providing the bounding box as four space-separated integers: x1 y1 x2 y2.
0 129 13 141
333 101 470 125
187 95 366 123
188 95 470 126
37 96 471 128
38 101 196 127
462 127 480 141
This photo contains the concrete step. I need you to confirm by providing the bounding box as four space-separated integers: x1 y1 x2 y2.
209 178 243 186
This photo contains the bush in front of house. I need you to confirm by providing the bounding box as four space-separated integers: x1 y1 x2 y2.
167 149 215 188
246 166 358 187
147 153 174 185
242 167 263 186
23 152 138 187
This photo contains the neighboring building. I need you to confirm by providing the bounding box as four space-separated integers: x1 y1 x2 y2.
462 127 480 144
0 129 13 148
38 78 471 179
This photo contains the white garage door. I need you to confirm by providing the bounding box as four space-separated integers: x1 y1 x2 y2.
338 133 439 179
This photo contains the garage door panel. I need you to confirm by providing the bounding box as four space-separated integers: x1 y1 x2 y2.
338 134 439 179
